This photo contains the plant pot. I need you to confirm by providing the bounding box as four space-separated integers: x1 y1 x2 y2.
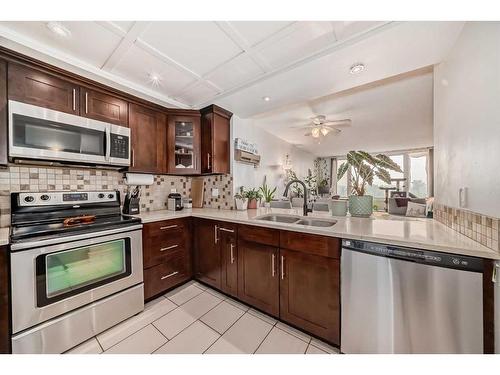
349 195 373 217
248 198 258 209
234 197 248 211
264 202 271 208
331 199 348 216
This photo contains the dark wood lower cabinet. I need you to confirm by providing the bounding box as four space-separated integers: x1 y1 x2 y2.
279 248 340 344
193 218 221 289
219 223 238 298
144 251 190 300
237 239 279 317
0 245 10 353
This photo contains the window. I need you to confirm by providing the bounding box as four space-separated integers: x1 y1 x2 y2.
333 149 432 209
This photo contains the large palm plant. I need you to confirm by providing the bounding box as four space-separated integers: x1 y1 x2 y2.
337 151 403 196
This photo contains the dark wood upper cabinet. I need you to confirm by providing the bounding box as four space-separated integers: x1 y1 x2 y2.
193 218 221 289
219 222 238 298
167 114 201 175
128 103 167 174
80 88 128 126
279 248 340 345
8 63 79 115
0 59 7 166
237 238 279 317
200 105 232 174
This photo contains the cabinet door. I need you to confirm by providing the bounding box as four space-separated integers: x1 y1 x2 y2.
167 115 201 174
129 103 167 174
0 245 9 353
237 239 279 317
201 105 231 174
219 223 238 298
0 59 7 166
279 249 340 345
8 63 79 115
193 219 221 289
80 88 128 126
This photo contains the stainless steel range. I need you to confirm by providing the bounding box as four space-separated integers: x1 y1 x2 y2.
10 190 144 354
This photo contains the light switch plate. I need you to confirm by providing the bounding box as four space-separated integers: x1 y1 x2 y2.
212 188 219 197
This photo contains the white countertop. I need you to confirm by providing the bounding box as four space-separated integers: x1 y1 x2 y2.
0 227 10 246
134 207 500 260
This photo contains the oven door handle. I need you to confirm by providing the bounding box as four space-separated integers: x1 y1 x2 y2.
10 224 143 252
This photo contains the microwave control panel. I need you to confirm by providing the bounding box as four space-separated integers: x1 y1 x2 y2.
110 134 129 159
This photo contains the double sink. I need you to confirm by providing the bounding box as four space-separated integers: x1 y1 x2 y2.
254 214 337 227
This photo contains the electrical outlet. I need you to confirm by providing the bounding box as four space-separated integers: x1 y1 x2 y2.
170 188 177 193
459 187 467 208
212 188 219 197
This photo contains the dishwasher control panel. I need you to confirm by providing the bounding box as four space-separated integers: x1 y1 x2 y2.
342 239 483 272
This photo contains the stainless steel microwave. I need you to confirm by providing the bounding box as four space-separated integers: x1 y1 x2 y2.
8 100 130 167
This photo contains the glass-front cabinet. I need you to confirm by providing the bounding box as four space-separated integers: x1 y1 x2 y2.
167 114 201 174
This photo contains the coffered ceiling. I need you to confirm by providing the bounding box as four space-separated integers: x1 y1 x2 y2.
0 21 464 117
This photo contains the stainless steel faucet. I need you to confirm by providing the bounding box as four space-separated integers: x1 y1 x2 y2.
283 179 312 216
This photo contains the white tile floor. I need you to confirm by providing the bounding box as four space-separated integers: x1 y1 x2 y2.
66 281 340 354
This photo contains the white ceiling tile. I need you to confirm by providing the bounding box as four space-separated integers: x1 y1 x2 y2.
0 21 122 68
176 82 219 106
112 44 196 98
256 22 336 69
331 21 387 41
228 21 294 47
139 21 242 76
205 53 264 91
109 21 136 34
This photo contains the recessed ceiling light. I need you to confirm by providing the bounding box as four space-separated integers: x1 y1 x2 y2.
46 22 71 38
148 73 161 87
262 96 271 102
349 63 365 75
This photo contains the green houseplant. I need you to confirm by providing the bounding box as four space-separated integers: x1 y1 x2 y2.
337 151 402 217
234 187 248 211
244 188 263 209
260 181 277 208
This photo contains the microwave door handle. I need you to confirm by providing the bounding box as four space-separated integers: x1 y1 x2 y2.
105 127 111 161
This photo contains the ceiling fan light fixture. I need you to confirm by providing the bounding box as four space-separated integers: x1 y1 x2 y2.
311 127 320 138
320 127 330 136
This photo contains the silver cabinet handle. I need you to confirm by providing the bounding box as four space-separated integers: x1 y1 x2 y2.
281 255 285 280
161 271 179 280
131 148 135 167
219 227 234 233
160 224 178 230
271 253 276 277
207 153 211 170
214 225 219 244
493 263 500 283
72 89 76 111
160 244 178 252
85 91 88 114
230 243 235 264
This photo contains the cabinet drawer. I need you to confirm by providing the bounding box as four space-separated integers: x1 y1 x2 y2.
280 231 340 258
238 224 279 247
143 218 188 238
144 252 189 300
143 233 187 269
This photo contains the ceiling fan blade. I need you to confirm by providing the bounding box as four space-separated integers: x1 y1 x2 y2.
322 119 352 127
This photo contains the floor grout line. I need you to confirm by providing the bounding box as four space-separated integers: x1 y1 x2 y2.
252 324 275 354
202 307 249 354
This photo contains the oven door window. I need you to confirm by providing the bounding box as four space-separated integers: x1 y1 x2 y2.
36 238 131 307
12 114 106 157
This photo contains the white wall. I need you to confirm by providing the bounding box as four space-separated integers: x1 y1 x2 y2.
231 115 316 197
434 22 500 217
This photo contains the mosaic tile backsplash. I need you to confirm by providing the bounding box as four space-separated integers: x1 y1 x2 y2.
434 203 499 253
0 165 234 227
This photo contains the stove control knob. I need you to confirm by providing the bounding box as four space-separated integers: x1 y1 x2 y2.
108 194 114 199
98 193 105 199
24 195 35 203
40 194 50 201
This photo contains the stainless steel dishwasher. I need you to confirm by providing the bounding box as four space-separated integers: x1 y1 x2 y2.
341 239 484 354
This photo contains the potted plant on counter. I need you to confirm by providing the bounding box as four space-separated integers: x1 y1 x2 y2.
245 188 262 209
337 151 402 217
260 181 277 208
234 187 248 211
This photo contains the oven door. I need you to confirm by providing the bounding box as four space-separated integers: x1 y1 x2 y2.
10 227 143 334
9 100 108 165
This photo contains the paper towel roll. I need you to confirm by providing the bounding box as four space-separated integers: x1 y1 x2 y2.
125 173 154 186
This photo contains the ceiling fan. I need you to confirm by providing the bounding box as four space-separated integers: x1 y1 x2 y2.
294 115 351 138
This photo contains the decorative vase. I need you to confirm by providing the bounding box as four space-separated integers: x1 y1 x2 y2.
235 197 248 211
264 202 271 208
248 198 258 209
331 199 348 216
349 195 373 217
